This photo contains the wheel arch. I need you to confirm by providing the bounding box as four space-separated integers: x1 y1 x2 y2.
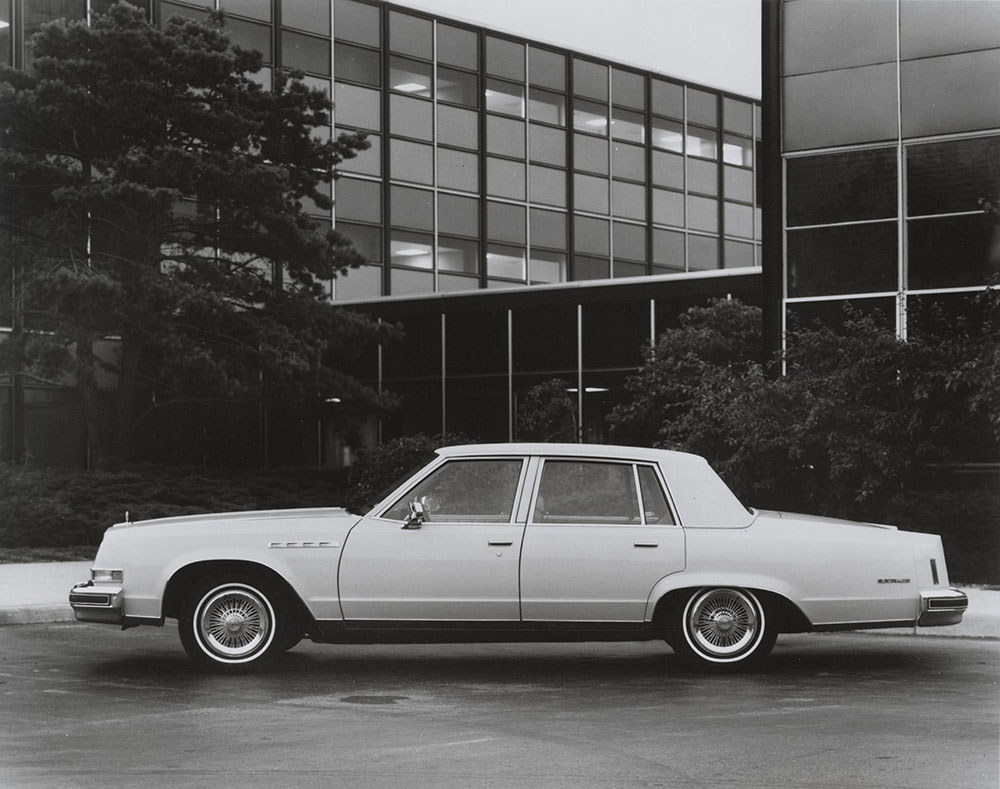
651 584 812 635
162 560 314 635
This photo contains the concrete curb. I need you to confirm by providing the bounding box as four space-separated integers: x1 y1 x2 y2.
0 605 75 626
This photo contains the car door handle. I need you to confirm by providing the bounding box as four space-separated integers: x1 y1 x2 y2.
488 540 514 547
633 542 659 548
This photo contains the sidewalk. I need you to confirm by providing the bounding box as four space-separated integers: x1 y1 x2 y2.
0 560 998 637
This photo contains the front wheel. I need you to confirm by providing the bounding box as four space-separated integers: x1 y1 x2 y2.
668 587 776 671
179 579 288 670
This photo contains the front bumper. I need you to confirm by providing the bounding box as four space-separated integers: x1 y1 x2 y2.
69 581 123 625
918 588 968 627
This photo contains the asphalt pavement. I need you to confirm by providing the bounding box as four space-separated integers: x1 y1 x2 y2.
0 559 997 638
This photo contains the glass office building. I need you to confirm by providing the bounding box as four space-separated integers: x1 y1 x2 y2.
1 0 764 461
763 0 1000 346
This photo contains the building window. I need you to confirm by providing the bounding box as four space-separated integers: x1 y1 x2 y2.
281 30 330 75
787 223 897 297
336 43 379 86
486 36 524 81
390 230 434 269
389 10 432 59
389 56 432 97
529 46 566 91
573 57 608 101
333 0 379 47
786 148 897 227
437 23 478 70
485 78 525 117
573 99 609 135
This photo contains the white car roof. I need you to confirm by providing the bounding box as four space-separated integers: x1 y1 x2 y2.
437 443 753 528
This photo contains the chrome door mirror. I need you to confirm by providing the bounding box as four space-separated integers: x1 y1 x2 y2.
402 500 425 530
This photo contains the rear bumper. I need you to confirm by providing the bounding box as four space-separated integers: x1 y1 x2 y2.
69 581 123 625
918 588 968 627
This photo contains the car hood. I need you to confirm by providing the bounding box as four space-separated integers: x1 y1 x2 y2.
108 507 362 531
752 509 898 531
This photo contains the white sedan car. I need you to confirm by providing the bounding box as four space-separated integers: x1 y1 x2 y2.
70 443 967 671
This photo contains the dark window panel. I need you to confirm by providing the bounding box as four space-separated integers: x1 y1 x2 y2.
723 165 753 203
437 23 478 70
783 65 897 151
336 43 380 86
438 193 480 238
389 138 433 185
782 0 895 75
612 68 645 110
334 263 382 301
787 298 895 333
389 94 432 140
686 88 718 128
786 148 897 227
389 268 435 299
613 221 647 262
724 201 754 239
336 221 381 264
336 177 381 223
447 311 508 375
512 304 577 373
907 136 1000 217
222 0 269 21
529 124 567 167
908 215 999 289
574 256 610 280
574 133 609 175
487 158 526 200
574 173 609 214
652 188 684 226
281 30 330 75
612 142 646 182
651 78 683 119
787 223 897 297
583 301 648 368
653 227 685 271
446 376 508 441
574 216 610 256
652 150 684 189
437 105 479 149
529 164 567 207
389 10 431 59
438 272 481 293
487 115 526 159
529 46 566 90
337 130 380 176
487 201 526 244
335 82 380 131
333 0 379 46
614 260 647 278
530 207 566 249
389 55 432 97
390 185 433 231
225 17 272 61
723 98 753 136
612 180 646 221
687 195 718 233
438 66 478 106
487 36 525 81
573 57 608 101
283 0 329 35
688 235 720 270
724 239 755 269
688 158 718 197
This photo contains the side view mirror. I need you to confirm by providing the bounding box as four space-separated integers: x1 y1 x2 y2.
402 500 425 530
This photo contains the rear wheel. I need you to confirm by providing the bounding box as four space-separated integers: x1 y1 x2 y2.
669 587 776 671
179 578 289 670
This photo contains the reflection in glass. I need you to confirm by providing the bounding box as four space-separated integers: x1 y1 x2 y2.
906 136 1000 217
611 107 645 143
438 237 479 274
573 99 609 135
786 148 897 227
485 79 525 117
529 88 567 126
438 67 478 106
389 56 432 97
787 223 897 297
391 231 433 269
652 118 684 152
487 244 526 280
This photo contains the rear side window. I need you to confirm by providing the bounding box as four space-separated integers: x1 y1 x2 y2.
638 465 675 525
532 461 640 524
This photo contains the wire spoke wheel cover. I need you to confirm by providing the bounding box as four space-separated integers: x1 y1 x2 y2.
683 588 764 663
195 584 275 663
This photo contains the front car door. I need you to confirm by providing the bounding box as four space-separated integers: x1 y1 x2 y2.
338 456 527 622
520 458 686 622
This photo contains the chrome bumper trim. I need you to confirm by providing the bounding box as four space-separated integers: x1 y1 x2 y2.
69 581 124 625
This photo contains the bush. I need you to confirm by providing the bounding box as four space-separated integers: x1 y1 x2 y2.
0 464 348 550
346 432 473 512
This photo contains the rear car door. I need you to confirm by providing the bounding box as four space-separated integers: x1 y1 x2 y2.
519 458 686 622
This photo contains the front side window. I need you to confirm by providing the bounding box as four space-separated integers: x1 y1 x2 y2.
383 459 524 523
532 461 640 524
